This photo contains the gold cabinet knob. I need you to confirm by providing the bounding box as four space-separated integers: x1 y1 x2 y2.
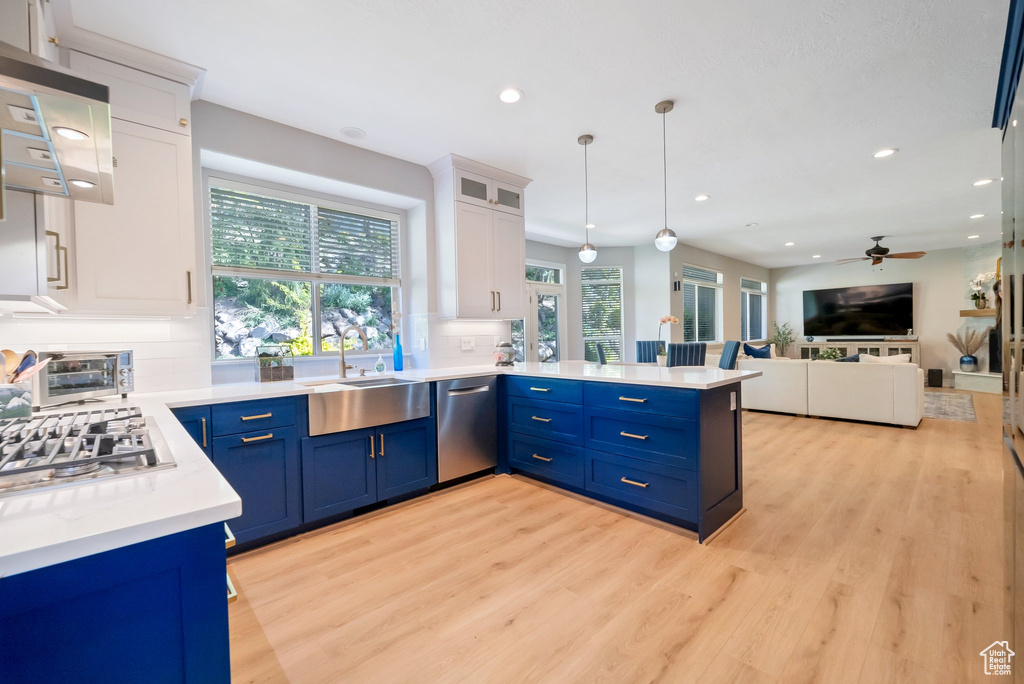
179 118 188 127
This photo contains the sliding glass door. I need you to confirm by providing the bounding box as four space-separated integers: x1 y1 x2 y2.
513 284 565 363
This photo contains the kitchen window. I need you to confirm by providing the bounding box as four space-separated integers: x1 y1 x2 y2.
582 266 624 362
681 265 722 343
209 181 400 360
740 278 767 342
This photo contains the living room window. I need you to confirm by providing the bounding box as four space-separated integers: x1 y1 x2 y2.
582 266 624 362
740 278 768 342
209 180 400 360
681 265 722 343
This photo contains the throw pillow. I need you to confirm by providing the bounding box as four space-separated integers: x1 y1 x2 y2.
743 343 772 359
859 353 912 364
835 354 860 362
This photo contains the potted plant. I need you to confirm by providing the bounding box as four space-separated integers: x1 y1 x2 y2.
817 347 842 361
768 321 795 357
970 272 996 310
946 328 989 372
657 315 678 366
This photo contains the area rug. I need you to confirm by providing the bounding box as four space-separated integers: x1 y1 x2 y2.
923 392 977 422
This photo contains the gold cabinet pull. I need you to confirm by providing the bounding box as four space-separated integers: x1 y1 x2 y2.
45 230 61 283
370 435 375 459
179 117 188 127
241 412 272 421
497 291 501 311
531 416 552 423
241 433 273 443
380 434 384 457
224 523 235 549
491 291 496 311
619 396 647 403
620 431 648 441
529 387 550 392
532 454 553 462
48 36 59 46
227 572 238 604
620 477 649 488
201 417 207 448
186 270 193 305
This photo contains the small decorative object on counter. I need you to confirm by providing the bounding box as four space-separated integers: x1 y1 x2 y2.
375 355 386 374
656 346 667 367
657 315 678 348
946 328 988 373
255 345 294 383
494 341 515 366
393 334 404 371
0 382 32 419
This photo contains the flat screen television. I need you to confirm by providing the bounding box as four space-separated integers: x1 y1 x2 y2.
802 283 913 336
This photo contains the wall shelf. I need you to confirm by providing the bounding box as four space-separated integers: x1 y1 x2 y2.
960 308 996 317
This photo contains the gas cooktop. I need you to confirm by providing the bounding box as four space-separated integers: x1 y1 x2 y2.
0 406 176 496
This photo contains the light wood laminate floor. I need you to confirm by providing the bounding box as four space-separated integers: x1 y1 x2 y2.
227 392 1008 683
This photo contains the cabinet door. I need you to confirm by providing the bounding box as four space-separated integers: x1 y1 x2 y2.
40 195 75 306
376 418 437 500
212 426 301 544
491 211 525 319
490 180 524 216
69 52 192 134
454 202 496 318
454 168 494 210
27 0 57 62
301 430 377 522
171 405 212 458
73 119 196 315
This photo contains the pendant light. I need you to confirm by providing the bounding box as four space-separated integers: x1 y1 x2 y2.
578 134 598 263
654 100 678 252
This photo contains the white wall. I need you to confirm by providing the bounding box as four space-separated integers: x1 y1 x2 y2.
769 243 998 379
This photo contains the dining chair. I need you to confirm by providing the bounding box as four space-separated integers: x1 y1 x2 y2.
635 340 663 363
666 342 707 367
719 340 740 370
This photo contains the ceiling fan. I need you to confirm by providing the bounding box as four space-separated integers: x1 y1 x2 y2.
836 236 926 266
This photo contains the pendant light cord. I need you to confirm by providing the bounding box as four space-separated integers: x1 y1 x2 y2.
662 110 668 229
584 142 590 242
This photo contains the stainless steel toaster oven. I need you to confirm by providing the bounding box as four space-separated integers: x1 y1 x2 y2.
31 350 134 410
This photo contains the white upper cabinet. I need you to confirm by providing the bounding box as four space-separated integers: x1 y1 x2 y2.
27 0 58 62
73 118 195 315
430 155 530 320
69 52 192 135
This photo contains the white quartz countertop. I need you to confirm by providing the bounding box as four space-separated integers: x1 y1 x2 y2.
0 360 758 577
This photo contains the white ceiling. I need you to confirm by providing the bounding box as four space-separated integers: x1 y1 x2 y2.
66 0 1009 268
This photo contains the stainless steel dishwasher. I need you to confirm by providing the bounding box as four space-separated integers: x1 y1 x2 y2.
436 376 497 482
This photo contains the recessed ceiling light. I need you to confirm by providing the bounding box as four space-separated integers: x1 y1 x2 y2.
968 234 980 239
970 214 984 219
69 179 95 188
785 242 795 246
585 223 595 229
339 127 366 140
745 222 758 227
53 126 88 140
499 88 523 104
973 178 994 186
1015 120 1019 127
694 194 710 202
812 254 821 259
872 148 898 158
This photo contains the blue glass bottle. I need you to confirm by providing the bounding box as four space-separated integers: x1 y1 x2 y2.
393 334 404 371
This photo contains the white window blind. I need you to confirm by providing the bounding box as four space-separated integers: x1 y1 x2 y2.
682 265 722 343
582 266 623 361
317 207 399 280
210 187 312 272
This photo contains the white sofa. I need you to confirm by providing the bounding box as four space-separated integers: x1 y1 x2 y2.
737 358 924 427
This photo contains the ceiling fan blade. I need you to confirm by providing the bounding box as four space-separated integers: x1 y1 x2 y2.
871 257 884 266
884 251 926 259
835 257 870 264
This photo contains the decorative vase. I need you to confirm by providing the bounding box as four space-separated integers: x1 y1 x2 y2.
959 354 979 372
656 355 667 367
392 334 404 371
975 296 986 310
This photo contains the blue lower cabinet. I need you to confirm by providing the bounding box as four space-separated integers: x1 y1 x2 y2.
171 405 212 457
509 432 584 488
585 450 698 523
0 524 229 684
376 418 438 500
583 406 697 471
301 429 377 522
508 396 583 443
212 426 302 544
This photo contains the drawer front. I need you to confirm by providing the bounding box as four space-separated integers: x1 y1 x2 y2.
509 433 584 489
584 407 697 471
508 396 583 443
584 382 698 417
506 376 583 405
211 397 298 437
585 450 697 523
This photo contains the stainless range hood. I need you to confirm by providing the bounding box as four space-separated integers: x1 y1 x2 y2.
0 40 114 220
